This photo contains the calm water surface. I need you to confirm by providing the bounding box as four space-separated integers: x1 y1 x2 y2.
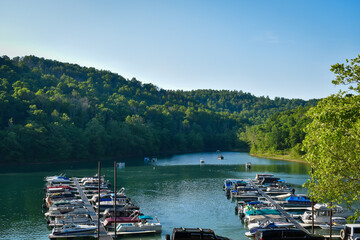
0 152 311 240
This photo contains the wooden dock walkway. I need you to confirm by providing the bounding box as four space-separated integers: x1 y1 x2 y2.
248 179 312 235
73 177 113 240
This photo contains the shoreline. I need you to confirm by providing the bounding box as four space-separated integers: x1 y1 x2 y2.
249 153 308 164
0 150 308 167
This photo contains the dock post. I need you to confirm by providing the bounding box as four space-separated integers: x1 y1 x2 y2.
98 161 101 239
114 161 117 240
329 202 332 240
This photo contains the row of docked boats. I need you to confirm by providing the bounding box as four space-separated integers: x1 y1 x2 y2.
44 175 97 236
223 174 357 237
43 174 162 238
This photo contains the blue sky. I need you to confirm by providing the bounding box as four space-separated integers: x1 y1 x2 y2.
1 0 359 100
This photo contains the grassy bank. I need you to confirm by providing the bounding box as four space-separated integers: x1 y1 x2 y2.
250 152 308 164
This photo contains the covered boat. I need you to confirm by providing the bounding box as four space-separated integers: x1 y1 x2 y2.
284 195 311 207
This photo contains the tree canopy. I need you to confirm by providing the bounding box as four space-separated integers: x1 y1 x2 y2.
0 55 316 164
303 55 360 215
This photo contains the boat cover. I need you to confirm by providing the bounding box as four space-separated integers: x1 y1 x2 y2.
245 209 281 216
139 215 153 220
247 201 263 205
286 196 310 202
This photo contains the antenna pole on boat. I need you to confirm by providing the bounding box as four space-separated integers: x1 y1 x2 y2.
114 160 117 240
98 161 101 239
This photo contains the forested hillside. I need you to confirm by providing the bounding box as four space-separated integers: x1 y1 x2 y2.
0 55 317 163
240 106 312 158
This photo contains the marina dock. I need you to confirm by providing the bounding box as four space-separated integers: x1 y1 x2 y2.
45 170 161 240
248 179 311 235
73 177 113 240
226 174 346 239
45 175 115 240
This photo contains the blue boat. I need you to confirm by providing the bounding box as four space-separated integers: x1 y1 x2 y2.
284 195 311 207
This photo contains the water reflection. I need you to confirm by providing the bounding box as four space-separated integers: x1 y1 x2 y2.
0 152 311 240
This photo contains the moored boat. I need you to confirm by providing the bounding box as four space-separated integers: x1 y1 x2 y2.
51 223 97 235
319 217 347 230
116 215 162 234
301 203 354 224
245 220 294 236
283 195 312 207
103 216 141 228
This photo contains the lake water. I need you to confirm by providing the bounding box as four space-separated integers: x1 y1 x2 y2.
0 152 311 240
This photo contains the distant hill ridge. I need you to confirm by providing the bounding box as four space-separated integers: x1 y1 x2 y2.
0 55 317 163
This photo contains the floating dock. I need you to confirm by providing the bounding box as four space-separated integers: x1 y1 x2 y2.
73 177 113 240
248 179 311 235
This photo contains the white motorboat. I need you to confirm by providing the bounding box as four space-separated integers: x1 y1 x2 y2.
90 188 126 203
45 207 89 218
46 175 71 183
117 162 125 168
301 204 354 224
48 216 93 227
51 223 97 235
319 217 347 230
45 174 69 182
116 215 162 234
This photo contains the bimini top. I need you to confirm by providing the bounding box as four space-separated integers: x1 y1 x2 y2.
139 215 153 220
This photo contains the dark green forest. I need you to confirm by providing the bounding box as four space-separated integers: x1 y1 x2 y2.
0 55 317 163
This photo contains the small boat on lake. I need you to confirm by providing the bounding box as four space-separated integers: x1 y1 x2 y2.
117 162 125 168
200 158 205 164
216 150 224 159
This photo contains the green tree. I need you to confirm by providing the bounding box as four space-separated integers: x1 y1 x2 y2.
303 55 360 216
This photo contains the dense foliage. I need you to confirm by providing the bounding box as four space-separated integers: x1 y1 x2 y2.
0 55 316 163
303 55 360 215
240 106 312 157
